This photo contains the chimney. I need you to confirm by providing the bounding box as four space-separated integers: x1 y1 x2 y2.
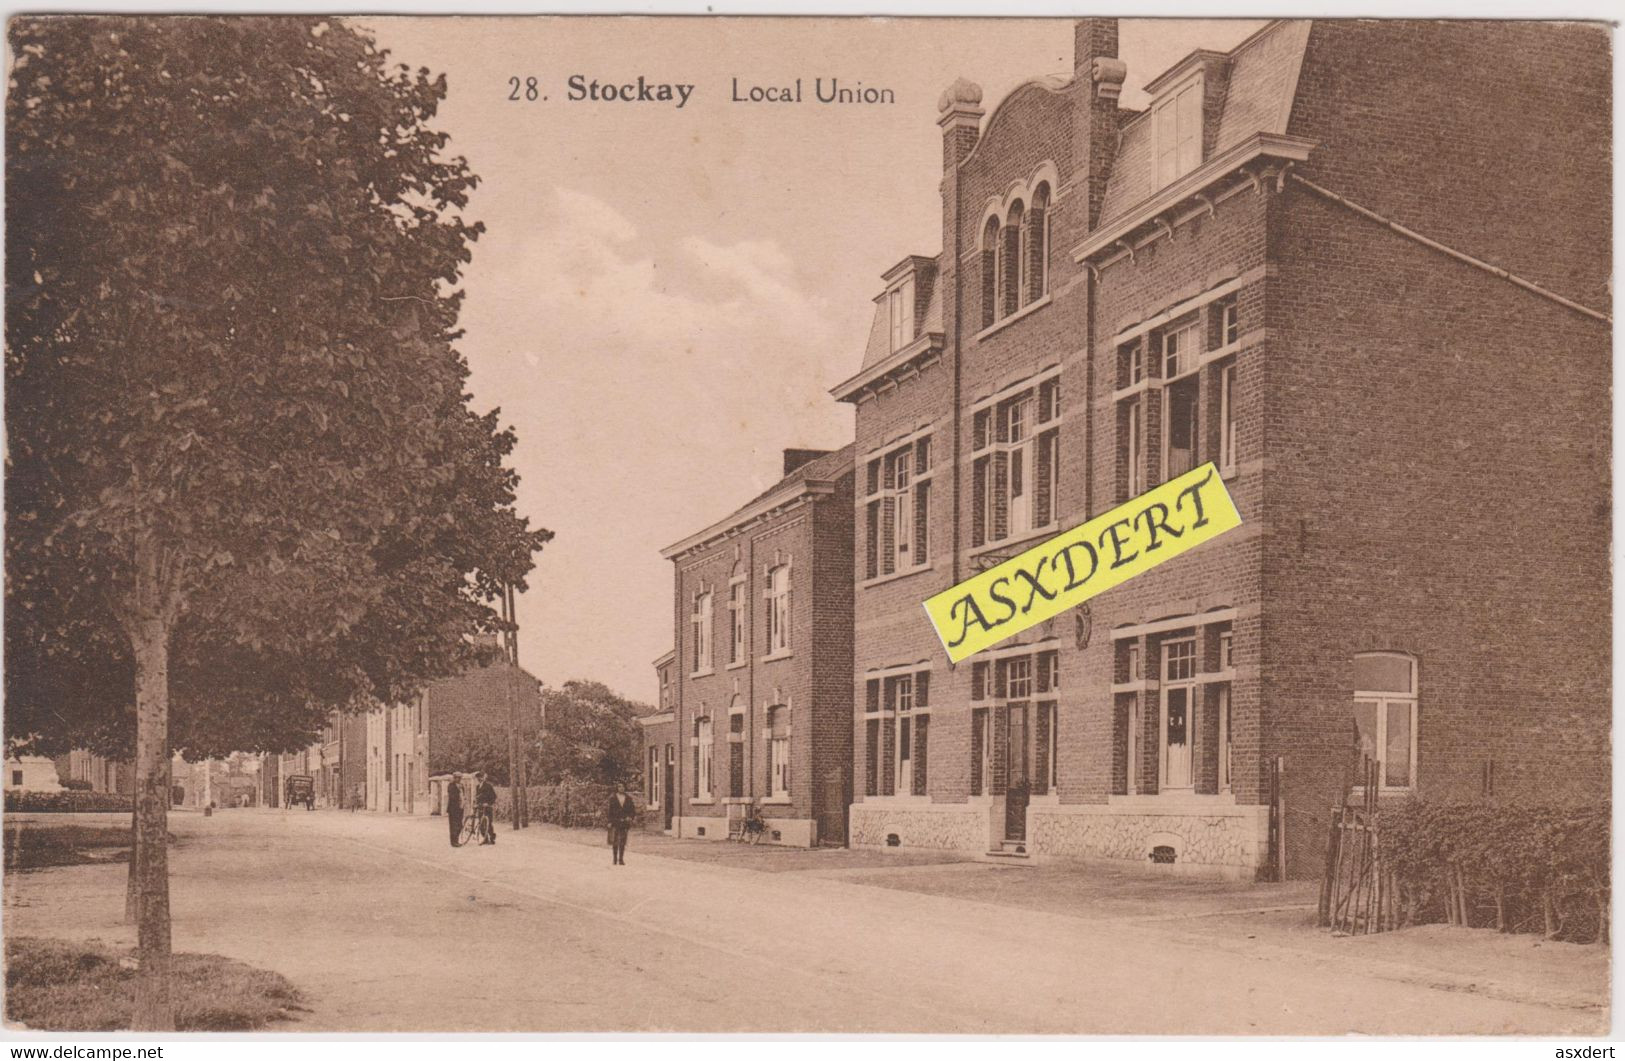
937 76 985 175
1073 18 1124 232
783 448 832 477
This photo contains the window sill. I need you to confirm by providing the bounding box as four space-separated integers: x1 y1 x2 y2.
722 796 754 805
725 660 748 672
689 797 715 806
861 562 934 589
689 668 715 679
859 794 933 806
974 292 1052 342
969 524 1061 561
762 795 793 806
760 650 794 664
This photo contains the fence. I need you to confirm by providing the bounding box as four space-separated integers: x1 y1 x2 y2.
1319 762 1608 942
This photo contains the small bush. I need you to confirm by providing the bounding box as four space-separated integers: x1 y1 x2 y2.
1381 798 1608 943
5 937 304 1031
60 779 94 792
3 790 133 814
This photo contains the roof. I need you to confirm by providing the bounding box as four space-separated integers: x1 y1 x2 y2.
1098 20 1311 226
858 257 942 374
660 443 855 559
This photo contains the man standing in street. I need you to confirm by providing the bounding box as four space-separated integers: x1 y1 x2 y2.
475 772 498 845
606 781 636 866
446 773 464 848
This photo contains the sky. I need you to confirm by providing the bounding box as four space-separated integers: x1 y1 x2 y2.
364 17 1267 705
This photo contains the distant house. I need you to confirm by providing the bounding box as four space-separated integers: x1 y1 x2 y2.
366 655 542 815
61 749 132 794
639 650 678 832
4 755 62 793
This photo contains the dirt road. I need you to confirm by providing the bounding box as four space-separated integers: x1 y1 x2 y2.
3 810 1606 1034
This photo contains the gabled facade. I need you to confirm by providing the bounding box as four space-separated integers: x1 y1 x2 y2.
835 19 1609 878
661 447 855 846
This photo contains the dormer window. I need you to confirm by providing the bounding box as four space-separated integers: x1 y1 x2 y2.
1153 77 1202 187
888 275 916 351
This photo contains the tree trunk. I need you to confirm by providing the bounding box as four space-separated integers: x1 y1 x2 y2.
125 802 138 923
127 549 176 1032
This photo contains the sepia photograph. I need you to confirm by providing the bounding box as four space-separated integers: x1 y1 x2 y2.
1 8 1614 1042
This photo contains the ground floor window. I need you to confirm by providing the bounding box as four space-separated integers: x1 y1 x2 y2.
1354 652 1417 790
768 705 790 798
1114 622 1233 795
863 669 931 796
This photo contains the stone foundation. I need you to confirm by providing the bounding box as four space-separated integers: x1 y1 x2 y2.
1029 796 1270 879
849 801 987 852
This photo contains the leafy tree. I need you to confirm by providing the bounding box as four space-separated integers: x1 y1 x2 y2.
6 16 548 1028
533 681 651 786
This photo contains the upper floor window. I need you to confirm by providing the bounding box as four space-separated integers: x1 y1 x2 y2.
727 569 747 666
690 589 713 674
765 564 791 655
979 177 1053 330
973 377 1060 547
1354 653 1418 790
865 435 933 579
887 275 916 352
1116 295 1242 501
1154 78 1202 187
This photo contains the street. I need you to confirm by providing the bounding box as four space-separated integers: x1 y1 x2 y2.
3 810 1607 1034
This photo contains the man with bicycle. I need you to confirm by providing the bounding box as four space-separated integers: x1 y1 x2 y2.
474 771 497 845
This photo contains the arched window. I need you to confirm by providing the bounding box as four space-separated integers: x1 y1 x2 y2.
1353 652 1417 790
1002 200 1025 319
1028 183 1051 302
981 215 1000 329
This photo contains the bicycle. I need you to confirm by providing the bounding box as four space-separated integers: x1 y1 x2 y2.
460 805 494 846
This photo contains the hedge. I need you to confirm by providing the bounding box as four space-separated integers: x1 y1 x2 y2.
4 790 133 814
1380 799 1608 943
492 779 643 830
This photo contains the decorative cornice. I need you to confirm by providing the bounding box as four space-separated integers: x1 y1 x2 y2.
661 483 836 562
829 331 944 404
1071 133 1317 264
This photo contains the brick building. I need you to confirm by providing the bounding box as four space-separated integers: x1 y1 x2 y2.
639 650 678 832
832 19 1609 877
366 658 543 815
660 447 855 846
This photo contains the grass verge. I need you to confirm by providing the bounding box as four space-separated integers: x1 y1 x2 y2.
5 937 305 1031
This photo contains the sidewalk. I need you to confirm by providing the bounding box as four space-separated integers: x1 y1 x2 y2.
530 819 1608 1016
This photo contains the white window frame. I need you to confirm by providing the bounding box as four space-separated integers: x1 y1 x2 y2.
1154 75 1203 188
1219 360 1239 477
975 378 1060 546
690 589 713 675
1159 637 1198 791
1126 399 1145 498
888 275 916 352
728 574 747 666
866 433 933 578
768 706 790 799
765 564 791 656
1161 318 1201 380
1354 653 1419 792
695 717 714 800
